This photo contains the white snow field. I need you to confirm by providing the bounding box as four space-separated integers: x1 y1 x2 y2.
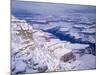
11 16 96 74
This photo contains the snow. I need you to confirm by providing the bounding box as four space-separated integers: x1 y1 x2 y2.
25 68 38 73
81 28 96 34
14 61 26 73
11 13 96 74
54 48 72 59
65 43 89 50
11 16 77 74
11 1 96 73
31 19 47 23
76 54 96 69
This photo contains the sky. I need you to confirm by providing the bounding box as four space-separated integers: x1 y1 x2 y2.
11 0 96 17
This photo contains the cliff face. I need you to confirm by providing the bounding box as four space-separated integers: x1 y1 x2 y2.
11 16 95 74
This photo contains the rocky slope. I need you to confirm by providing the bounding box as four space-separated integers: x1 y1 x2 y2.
11 16 96 74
